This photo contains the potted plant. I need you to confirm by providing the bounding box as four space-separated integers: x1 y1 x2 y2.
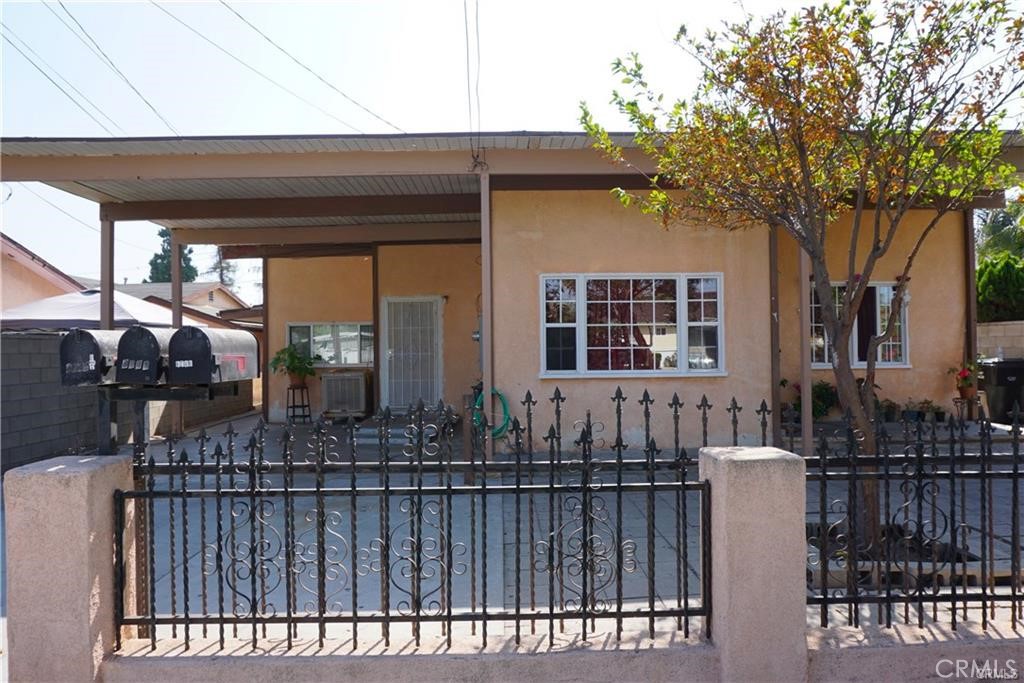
270 344 318 387
917 399 946 423
793 380 839 420
901 398 922 423
878 398 899 423
948 362 980 400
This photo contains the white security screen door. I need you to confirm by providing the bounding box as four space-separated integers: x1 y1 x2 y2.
381 296 443 410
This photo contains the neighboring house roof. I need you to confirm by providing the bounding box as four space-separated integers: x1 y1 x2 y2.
0 289 207 330
2 232 85 293
140 295 260 331
74 278 247 310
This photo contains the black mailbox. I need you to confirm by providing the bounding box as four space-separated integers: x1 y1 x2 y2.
115 326 174 385
167 326 258 385
59 329 124 386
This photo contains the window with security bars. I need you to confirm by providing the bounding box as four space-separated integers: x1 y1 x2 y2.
541 273 724 375
288 322 374 367
810 283 907 367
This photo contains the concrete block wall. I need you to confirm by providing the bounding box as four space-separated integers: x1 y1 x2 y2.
1 332 135 471
978 320 1024 359
1 333 255 472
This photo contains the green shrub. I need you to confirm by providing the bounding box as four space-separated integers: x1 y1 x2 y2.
793 380 839 420
977 252 1024 323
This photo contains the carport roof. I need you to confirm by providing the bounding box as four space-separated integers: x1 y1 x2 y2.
0 131 649 232
0 131 637 157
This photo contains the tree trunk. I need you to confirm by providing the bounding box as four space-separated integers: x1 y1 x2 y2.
832 344 882 553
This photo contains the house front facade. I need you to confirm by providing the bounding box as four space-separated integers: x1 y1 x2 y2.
4 132 1015 446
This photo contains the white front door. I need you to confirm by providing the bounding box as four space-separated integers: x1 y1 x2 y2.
381 296 444 410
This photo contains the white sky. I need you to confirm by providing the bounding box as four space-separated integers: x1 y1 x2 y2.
1 0 1017 305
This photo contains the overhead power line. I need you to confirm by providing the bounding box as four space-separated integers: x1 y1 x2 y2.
15 183 155 254
1 33 116 135
463 0 484 167
1 22 125 133
56 1 181 135
149 1 363 133
217 1 405 133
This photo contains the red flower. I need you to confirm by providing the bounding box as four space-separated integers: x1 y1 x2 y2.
957 368 971 379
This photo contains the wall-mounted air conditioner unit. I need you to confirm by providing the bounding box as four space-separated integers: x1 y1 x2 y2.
321 371 369 419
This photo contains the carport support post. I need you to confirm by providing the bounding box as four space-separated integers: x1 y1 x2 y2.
700 446 807 683
170 232 184 435
98 219 119 454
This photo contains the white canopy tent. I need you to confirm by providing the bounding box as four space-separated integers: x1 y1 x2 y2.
0 289 207 331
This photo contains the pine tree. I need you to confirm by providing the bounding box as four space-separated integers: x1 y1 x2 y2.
145 228 198 283
204 247 237 288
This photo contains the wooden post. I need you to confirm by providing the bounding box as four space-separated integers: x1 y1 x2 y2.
170 233 183 434
964 209 979 420
100 219 115 330
769 226 782 446
798 249 814 456
480 171 494 459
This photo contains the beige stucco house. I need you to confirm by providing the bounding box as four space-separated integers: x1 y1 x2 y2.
3 132 1021 445
0 232 85 309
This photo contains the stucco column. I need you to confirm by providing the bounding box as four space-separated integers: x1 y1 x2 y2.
700 446 807 683
4 454 133 682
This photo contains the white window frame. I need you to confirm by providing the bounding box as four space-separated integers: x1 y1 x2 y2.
286 321 374 368
810 281 911 370
538 272 727 379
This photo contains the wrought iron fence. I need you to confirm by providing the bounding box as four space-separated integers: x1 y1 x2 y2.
113 388 728 652
806 405 1023 630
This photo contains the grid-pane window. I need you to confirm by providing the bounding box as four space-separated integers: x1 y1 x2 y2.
810 287 844 364
584 277 678 371
541 273 722 375
287 323 374 367
543 278 577 371
810 284 906 366
686 277 719 370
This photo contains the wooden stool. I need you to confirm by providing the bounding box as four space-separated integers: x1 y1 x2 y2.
287 385 312 423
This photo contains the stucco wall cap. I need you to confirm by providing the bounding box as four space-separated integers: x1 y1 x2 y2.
3 454 131 480
700 446 803 464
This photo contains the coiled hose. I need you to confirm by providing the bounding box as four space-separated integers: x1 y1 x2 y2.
473 387 511 439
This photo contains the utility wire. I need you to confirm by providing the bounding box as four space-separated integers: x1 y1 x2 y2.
463 0 475 158
473 0 482 156
1 22 125 133
1 34 116 135
149 1 363 133
217 0 404 133
15 183 155 254
40 1 110 66
463 0 484 168
55 1 181 136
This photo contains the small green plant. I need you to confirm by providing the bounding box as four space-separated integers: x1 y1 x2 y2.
879 398 899 421
793 380 839 420
270 345 318 379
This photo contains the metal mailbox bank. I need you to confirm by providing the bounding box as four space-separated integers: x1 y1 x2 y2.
59 328 124 386
167 326 259 386
115 326 174 385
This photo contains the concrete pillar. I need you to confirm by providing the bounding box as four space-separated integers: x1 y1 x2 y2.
4 455 133 682
700 446 807 683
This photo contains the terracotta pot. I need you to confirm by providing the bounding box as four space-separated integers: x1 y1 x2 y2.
288 372 307 388
957 385 977 400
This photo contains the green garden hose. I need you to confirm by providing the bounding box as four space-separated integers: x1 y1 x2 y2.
473 387 511 439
